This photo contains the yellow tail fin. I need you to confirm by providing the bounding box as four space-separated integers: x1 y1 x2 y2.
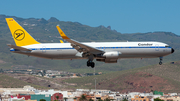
6 18 40 46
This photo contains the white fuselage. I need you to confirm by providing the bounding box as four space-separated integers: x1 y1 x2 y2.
10 41 173 60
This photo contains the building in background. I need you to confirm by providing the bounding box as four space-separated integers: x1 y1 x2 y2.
51 93 63 101
30 94 51 101
153 91 163 96
131 95 150 101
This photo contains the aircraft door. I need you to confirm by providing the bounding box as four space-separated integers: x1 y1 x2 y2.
155 44 159 51
42 46 46 53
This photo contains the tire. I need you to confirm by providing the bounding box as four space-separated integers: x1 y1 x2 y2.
91 62 95 68
87 61 90 67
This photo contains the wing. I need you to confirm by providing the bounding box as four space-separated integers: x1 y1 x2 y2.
56 26 104 54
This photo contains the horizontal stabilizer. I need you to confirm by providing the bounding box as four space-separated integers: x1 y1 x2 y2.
7 44 31 51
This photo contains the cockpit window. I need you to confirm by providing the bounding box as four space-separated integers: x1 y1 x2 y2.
165 45 170 47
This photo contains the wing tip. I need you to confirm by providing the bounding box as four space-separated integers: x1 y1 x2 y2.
56 26 70 39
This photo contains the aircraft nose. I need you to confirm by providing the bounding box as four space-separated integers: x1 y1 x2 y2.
171 48 175 53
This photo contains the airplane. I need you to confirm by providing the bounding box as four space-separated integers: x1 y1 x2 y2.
6 18 174 68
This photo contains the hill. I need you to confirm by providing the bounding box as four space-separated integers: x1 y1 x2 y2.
0 73 49 89
0 15 180 73
1 61 180 93
0 73 70 90
63 61 180 93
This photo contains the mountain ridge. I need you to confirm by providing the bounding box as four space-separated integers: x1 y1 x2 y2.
1 14 179 36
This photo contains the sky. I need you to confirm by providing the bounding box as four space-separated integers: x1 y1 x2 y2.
1 0 180 35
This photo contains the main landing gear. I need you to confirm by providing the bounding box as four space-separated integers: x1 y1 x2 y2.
87 60 95 68
87 54 95 68
159 57 163 65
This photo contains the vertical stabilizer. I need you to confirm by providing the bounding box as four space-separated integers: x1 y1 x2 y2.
6 18 40 46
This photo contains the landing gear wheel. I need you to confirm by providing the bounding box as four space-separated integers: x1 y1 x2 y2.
159 62 162 65
91 62 95 68
159 57 163 65
87 61 90 67
86 61 95 68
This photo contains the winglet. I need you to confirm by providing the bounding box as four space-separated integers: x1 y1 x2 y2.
60 40 64 43
56 26 70 39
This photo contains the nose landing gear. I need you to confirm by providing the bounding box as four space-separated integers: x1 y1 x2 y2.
159 57 163 65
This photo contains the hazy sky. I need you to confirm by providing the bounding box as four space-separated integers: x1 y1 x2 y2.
1 0 180 35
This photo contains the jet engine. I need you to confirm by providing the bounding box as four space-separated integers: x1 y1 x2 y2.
96 51 120 63
103 51 120 58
